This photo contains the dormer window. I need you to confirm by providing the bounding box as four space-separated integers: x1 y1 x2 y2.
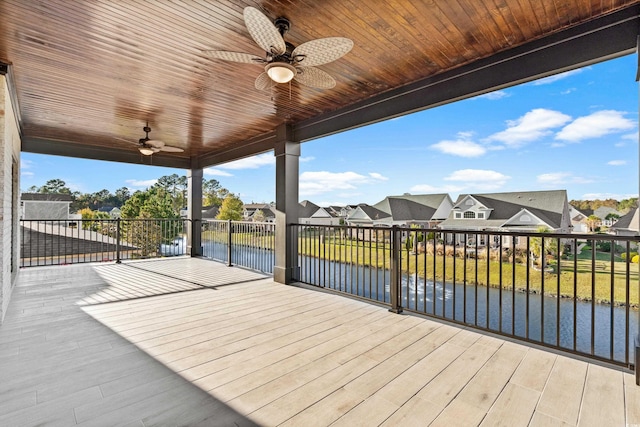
464 211 475 219
465 199 474 206
455 212 462 219
477 212 485 219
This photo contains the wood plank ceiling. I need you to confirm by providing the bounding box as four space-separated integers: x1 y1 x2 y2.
0 0 638 168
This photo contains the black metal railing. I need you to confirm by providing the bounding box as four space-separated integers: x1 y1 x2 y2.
20 218 188 267
201 219 275 274
292 223 640 369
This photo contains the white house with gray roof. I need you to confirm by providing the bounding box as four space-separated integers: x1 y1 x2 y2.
609 207 639 236
438 190 571 248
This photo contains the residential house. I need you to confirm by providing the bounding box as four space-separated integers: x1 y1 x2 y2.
372 193 453 228
307 206 342 226
569 205 589 233
593 206 624 227
297 200 320 225
242 203 275 223
21 193 73 220
609 207 639 236
98 206 122 219
438 190 572 248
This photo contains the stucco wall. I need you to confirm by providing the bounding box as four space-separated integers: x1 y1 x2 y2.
0 75 21 323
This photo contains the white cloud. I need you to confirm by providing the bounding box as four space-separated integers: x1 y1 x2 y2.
486 109 572 147
410 184 465 193
555 110 635 142
607 160 627 166
300 156 315 163
430 139 486 157
299 171 387 196
561 88 576 95
21 171 34 177
536 172 593 186
582 192 638 200
204 168 233 177
444 169 510 190
533 69 582 85
217 153 274 170
368 172 388 181
477 90 510 100
22 159 34 169
125 179 157 188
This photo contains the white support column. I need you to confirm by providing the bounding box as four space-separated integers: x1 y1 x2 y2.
187 167 203 257
273 124 300 284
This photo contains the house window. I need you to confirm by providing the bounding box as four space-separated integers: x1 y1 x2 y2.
463 211 475 219
465 199 474 206
455 212 461 219
521 215 531 222
477 213 484 219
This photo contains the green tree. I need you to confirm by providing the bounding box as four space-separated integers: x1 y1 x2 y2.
586 215 600 232
203 179 223 207
114 187 131 206
530 226 558 270
217 194 244 220
38 179 72 194
252 209 266 222
78 207 111 231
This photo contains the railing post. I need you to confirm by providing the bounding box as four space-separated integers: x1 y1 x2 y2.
389 225 403 314
227 219 232 267
115 218 121 264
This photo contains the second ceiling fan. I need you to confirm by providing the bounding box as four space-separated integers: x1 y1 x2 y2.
205 7 353 90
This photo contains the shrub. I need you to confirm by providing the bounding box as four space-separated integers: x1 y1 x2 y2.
622 251 638 261
599 242 611 252
632 255 639 264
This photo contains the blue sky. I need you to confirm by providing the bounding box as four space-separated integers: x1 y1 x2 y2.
21 54 638 206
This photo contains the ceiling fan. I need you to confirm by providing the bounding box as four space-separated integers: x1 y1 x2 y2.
119 122 184 156
204 7 353 90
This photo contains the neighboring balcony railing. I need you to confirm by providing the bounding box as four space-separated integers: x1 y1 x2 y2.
201 219 275 274
20 218 189 267
292 223 640 369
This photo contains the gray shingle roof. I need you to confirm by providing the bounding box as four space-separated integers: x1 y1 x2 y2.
609 208 639 231
374 194 448 221
22 193 73 202
299 200 320 218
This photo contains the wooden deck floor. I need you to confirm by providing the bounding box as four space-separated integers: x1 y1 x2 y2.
1 258 638 426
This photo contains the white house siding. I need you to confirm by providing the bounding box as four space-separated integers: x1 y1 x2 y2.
22 200 70 220
0 75 21 323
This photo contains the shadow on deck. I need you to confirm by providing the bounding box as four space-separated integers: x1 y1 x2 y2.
0 257 638 426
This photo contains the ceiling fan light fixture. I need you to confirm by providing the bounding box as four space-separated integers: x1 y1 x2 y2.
138 146 155 156
265 62 296 83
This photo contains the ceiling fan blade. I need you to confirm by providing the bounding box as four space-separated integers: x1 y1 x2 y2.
159 146 184 153
146 139 165 149
243 7 286 55
292 37 353 67
204 50 264 64
255 72 271 91
294 66 336 89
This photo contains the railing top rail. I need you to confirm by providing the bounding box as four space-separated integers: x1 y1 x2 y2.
289 223 640 242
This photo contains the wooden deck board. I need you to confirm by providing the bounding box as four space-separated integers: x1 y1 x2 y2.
0 259 637 426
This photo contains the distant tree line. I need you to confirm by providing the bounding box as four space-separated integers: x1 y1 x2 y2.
569 197 638 214
25 174 244 220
